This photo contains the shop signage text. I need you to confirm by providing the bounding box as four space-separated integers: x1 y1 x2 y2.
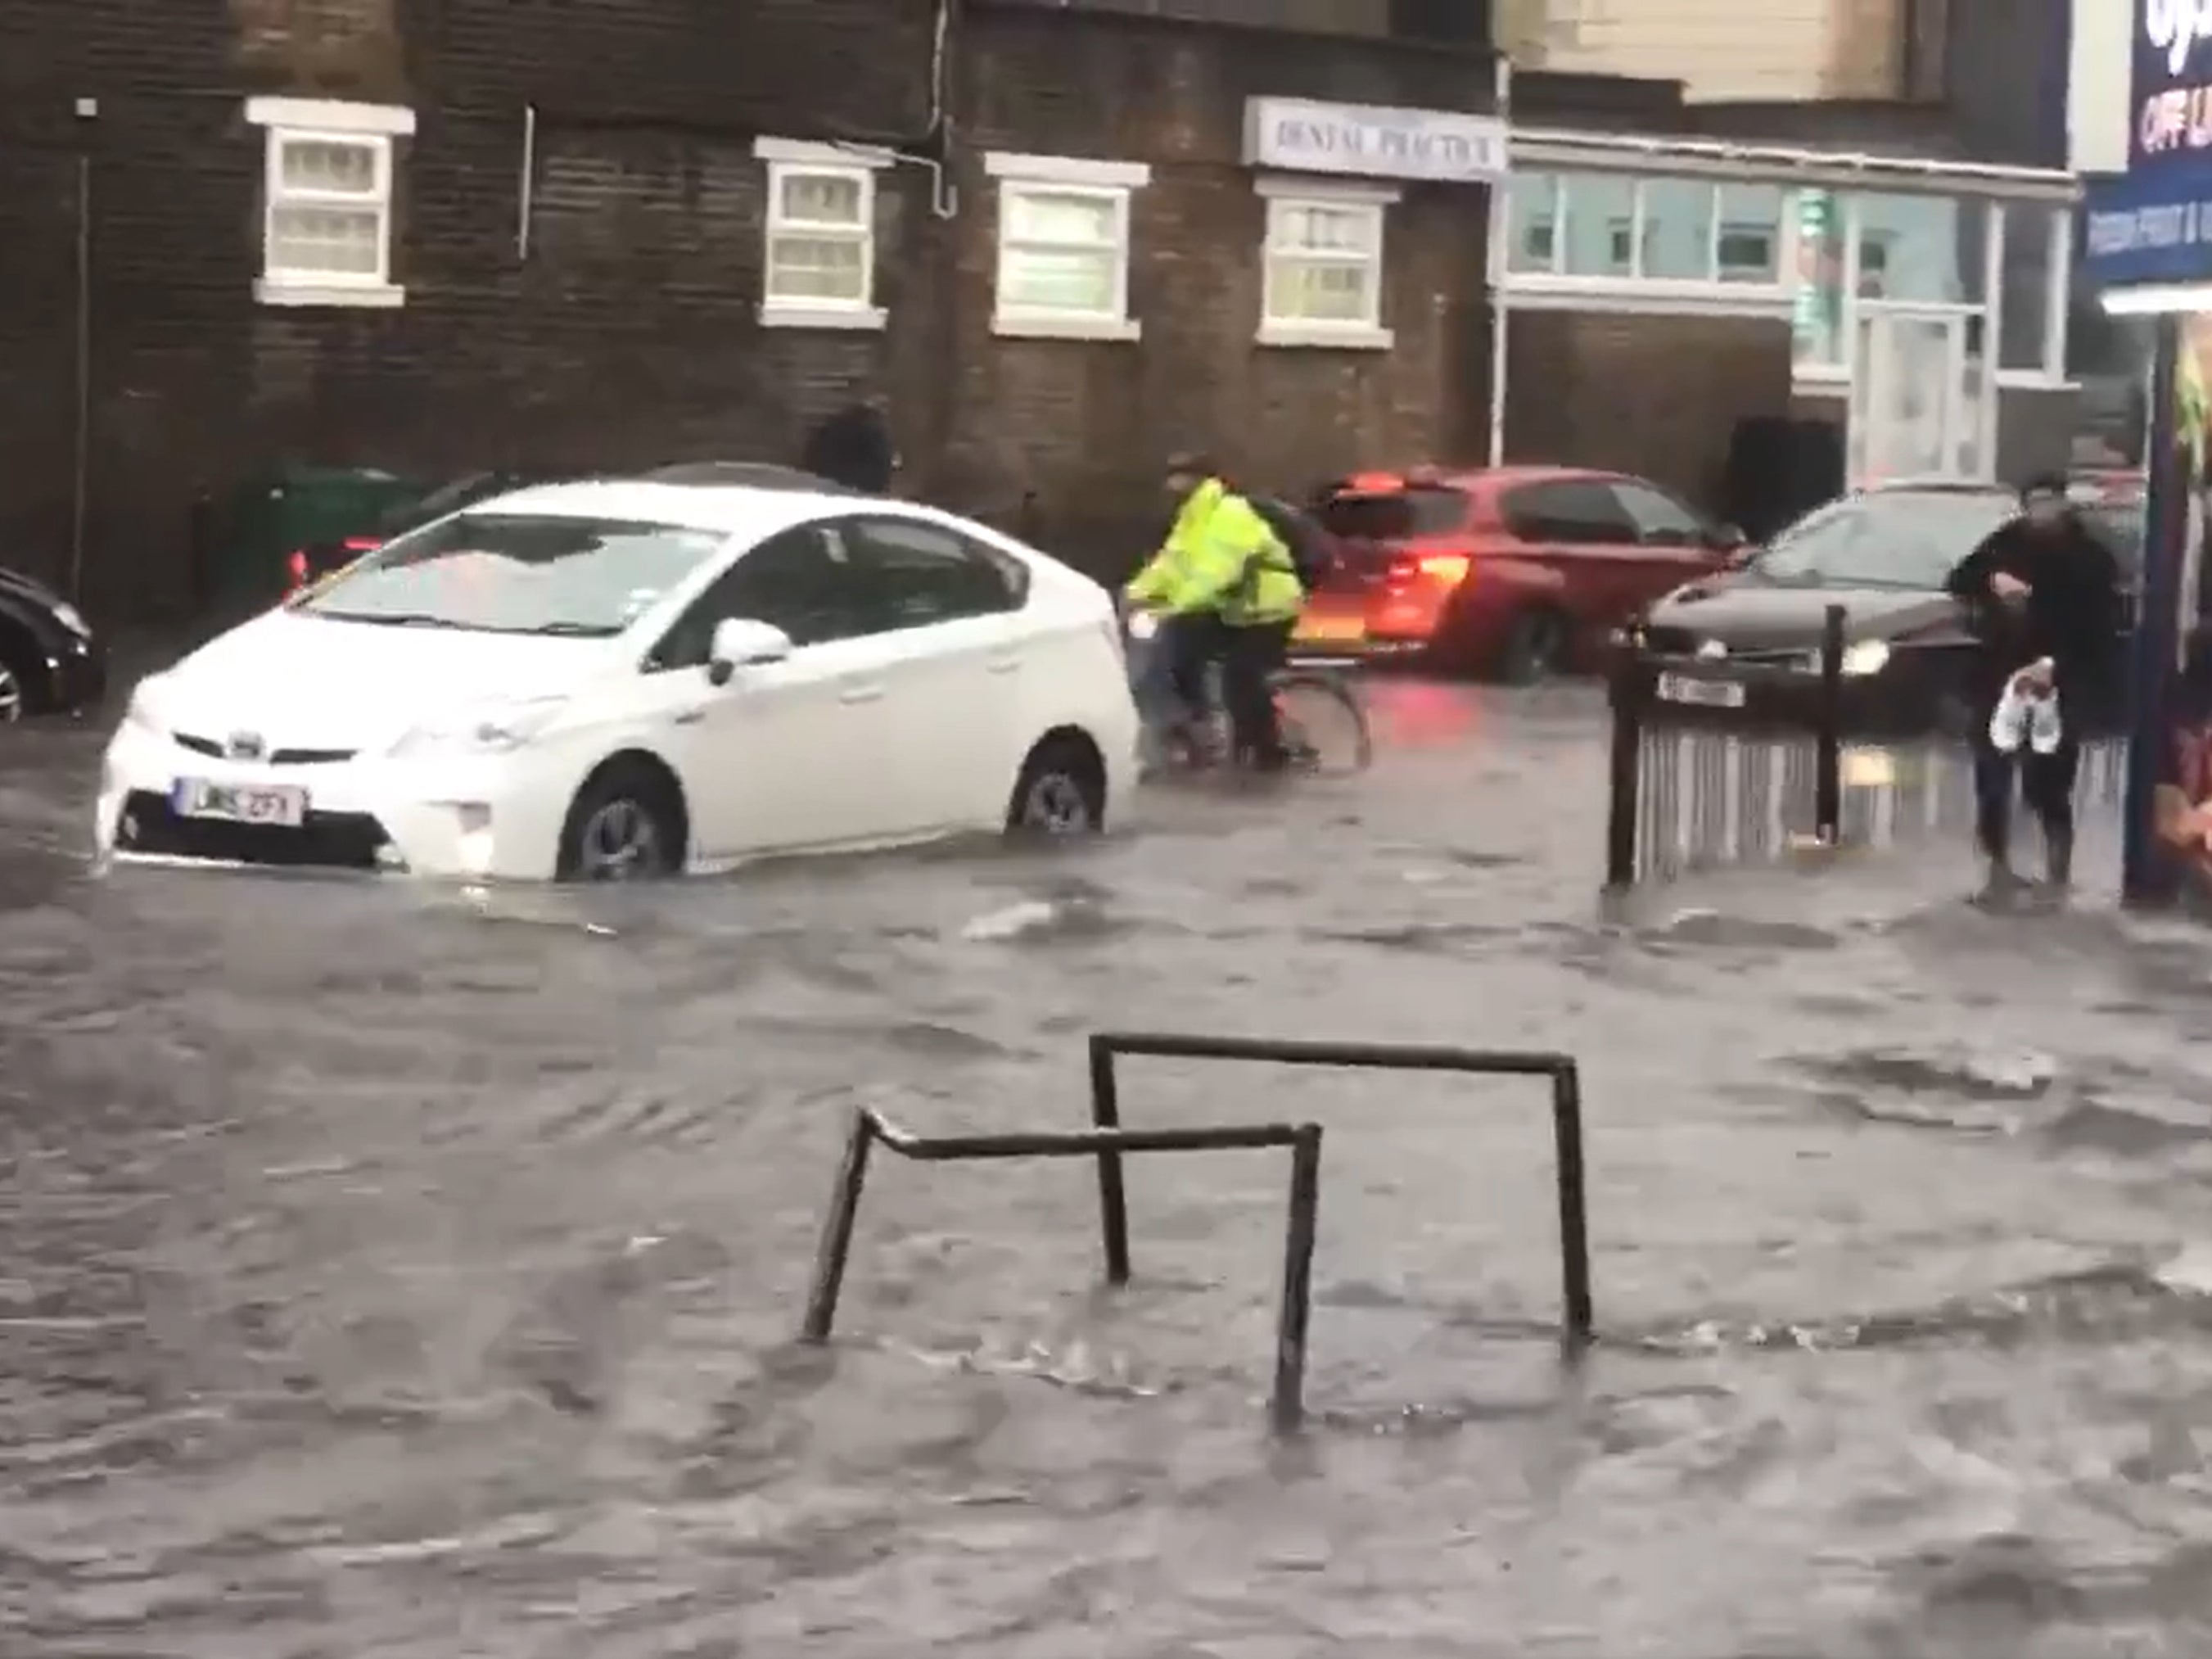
1243 97 1507 185
2087 0 2212 287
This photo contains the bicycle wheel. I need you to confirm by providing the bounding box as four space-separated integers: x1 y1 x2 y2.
1274 671 1372 775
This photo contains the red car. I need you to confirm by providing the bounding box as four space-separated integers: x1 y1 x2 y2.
1291 465 1746 680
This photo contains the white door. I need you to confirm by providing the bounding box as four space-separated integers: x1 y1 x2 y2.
1849 309 1981 488
639 525 896 861
833 514 1029 837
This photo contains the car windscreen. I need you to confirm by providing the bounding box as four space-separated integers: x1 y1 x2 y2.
1314 486 1467 542
1751 490 2018 590
296 513 727 635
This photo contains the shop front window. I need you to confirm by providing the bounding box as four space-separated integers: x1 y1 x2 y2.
1853 192 1986 305
1794 189 1846 368
1998 202 2061 375
1638 178 1713 281
1559 172 1636 278
1508 172 1560 273
1715 183 1785 283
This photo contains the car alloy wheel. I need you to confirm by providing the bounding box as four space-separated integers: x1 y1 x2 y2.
575 798 665 879
0 662 21 724
1022 771 1095 834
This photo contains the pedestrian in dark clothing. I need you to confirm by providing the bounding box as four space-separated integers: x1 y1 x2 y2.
801 402 896 495
1943 472 2123 895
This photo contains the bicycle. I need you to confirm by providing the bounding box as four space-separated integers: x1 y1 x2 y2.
1126 610 1371 777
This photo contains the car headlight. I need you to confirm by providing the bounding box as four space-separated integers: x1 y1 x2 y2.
387 695 568 758
1840 640 1891 677
51 602 89 640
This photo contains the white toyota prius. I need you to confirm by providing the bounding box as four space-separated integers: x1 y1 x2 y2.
96 477 1141 880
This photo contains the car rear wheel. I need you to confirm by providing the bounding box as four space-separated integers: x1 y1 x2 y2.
1496 607 1569 685
1006 734 1106 837
556 760 685 882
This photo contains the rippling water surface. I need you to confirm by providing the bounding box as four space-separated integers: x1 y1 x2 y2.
8 679 2212 1657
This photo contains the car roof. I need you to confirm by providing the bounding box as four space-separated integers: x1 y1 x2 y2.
470 478 869 539
1330 463 1665 494
1856 477 2012 496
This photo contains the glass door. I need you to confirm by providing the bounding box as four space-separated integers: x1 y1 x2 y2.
1849 309 1972 487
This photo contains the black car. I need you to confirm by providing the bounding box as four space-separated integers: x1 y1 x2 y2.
284 468 580 594
0 565 106 722
1636 481 2139 737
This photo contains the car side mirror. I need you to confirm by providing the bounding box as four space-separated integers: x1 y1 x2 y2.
1709 522 1747 553
706 617 793 685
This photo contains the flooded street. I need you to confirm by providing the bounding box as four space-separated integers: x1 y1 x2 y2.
11 676 2212 1656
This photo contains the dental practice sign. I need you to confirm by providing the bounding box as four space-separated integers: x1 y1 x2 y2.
2086 0 2212 289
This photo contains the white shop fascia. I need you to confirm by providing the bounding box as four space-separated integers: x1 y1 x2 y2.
1501 127 2083 396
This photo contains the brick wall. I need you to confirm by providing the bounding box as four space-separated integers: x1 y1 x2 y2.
0 0 1494 620
942 4 1496 572
1511 0 1906 101
1502 310 1795 513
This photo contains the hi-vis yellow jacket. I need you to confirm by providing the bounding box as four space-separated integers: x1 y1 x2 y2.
1124 478 1303 626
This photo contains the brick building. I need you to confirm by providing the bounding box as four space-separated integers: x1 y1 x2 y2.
0 0 1503 622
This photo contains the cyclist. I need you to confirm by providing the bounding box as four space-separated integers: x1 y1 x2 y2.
1124 451 1303 771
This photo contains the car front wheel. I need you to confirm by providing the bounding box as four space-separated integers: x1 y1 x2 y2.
1006 734 1106 837
556 760 686 881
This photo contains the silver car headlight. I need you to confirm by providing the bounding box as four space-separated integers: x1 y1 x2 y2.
50 601 89 640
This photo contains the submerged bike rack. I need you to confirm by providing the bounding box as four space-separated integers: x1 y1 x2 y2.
799 1031 1592 1434
801 1109 1325 1432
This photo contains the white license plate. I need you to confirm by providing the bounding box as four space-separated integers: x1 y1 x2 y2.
1654 673 1747 709
171 779 309 827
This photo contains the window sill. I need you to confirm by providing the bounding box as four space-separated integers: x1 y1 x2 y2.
992 313 1141 343
1993 370 2079 392
1258 320 1393 351
255 278 405 309
759 301 887 332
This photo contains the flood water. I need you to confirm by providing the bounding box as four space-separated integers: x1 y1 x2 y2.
8 676 2212 1657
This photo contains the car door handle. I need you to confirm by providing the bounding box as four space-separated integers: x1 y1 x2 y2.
986 651 1021 675
839 683 886 704
675 707 707 726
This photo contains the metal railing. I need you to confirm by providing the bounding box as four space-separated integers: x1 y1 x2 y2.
1605 606 2126 885
801 1107 1325 1432
801 1031 1595 1434
1086 1031 1593 1342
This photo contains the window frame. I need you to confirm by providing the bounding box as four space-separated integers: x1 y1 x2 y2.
1605 479 1711 547
645 524 869 670
984 151 1150 342
245 97 413 309
1499 478 1641 546
1253 176 1397 351
754 137 892 332
837 513 1032 631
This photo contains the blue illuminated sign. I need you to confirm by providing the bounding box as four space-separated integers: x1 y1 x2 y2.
2086 0 2212 288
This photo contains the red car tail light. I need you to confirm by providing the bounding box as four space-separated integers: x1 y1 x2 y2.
342 536 382 552
285 549 309 590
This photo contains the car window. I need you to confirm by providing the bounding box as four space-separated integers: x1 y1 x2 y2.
1607 480 1706 546
1501 480 1639 545
649 525 864 668
300 513 726 635
1753 490 2016 589
1313 486 1469 541
840 516 1027 630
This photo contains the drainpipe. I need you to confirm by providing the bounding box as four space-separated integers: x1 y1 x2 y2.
1486 55 1512 468
70 102 96 604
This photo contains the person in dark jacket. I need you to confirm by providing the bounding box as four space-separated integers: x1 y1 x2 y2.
1943 472 2122 895
800 401 897 495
